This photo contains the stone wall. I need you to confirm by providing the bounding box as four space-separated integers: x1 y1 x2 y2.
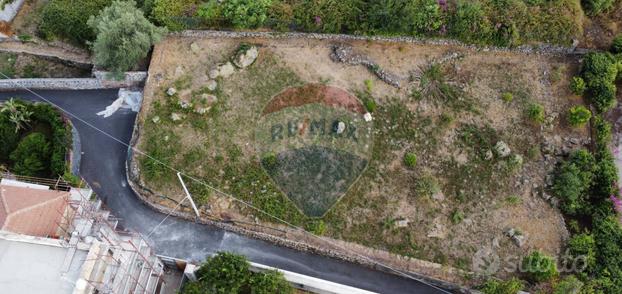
177 30 587 56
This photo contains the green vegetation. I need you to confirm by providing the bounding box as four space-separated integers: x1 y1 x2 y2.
200 0 273 29
403 152 417 168
582 0 616 15
0 99 70 177
552 149 595 216
581 52 619 113
501 92 513 102
526 103 545 124
553 275 583 294
39 0 113 45
88 0 166 75
612 34 622 54
568 105 592 127
521 251 558 282
567 233 597 270
479 277 524 294
570 76 587 96
182 252 293 294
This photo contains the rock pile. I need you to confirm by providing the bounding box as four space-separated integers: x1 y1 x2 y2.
330 44 401 88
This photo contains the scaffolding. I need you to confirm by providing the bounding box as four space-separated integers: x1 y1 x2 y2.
0 171 165 294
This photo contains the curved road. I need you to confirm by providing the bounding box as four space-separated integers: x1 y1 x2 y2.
0 89 450 294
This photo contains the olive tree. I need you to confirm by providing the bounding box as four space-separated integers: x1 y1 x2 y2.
88 0 166 75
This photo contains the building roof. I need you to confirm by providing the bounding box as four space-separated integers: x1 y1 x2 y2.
0 233 87 294
0 183 70 237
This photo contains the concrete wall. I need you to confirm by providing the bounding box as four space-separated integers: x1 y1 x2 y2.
0 0 25 22
0 72 147 90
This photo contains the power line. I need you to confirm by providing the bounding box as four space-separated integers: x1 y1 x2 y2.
0 71 453 294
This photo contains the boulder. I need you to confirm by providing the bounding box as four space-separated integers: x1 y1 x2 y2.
233 46 259 68
171 113 183 121
335 121 346 134
484 150 494 161
206 79 217 91
364 112 373 122
219 62 235 78
152 116 160 124
395 218 410 228
190 42 201 54
166 87 177 96
201 93 218 104
195 107 210 115
494 141 511 158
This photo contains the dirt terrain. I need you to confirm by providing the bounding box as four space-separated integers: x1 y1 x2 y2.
135 35 588 283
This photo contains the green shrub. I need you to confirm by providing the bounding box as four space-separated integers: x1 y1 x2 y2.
266 2 293 31
196 0 222 26
261 153 278 170
570 76 587 95
522 251 558 282
593 116 611 149
403 152 417 168
151 0 196 31
501 92 513 102
567 233 597 271
38 0 112 45
450 210 464 224
222 0 272 28
554 275 583 294
450 0 493 45
526 103 545 124
305 219 326 235
88 0 167 75
250 270 294 294
581 52 619 113
30 103 71 177
552 149 595 216
195 252 251 293
582 0 615 15
292 0 363 33
10 133 50 177
480 277 524 294
414 175 440 198
592 216 622 291
568 105 592 126
611 34 622 54
187 252 293 294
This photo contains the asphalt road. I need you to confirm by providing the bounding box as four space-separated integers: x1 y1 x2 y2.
0 89 451 294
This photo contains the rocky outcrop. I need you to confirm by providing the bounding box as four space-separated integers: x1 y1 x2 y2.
330 44 401 88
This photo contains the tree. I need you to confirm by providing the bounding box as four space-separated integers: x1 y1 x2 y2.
552 149 596 216
0 113 19 163
1 98 32 133
10 133 51 177
522 251 558 282
195 252 252 293
88 0 166 75
553 275 583 294
567 233 597 271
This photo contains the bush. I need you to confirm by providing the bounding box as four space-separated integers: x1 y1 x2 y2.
581 52 619 113
30 103 71 177
250 270 294 294
188 252 293 294
415 175 440 198
305 219 326 235
195 252 252 293
570 76 587 95
88 1 166 75
222 0 272 29
526 103 545 124
552 149 595 216
151 0 196 31
522 251 558 282
582 0 615 15
292 0 363 33
10 133 50 177
554 275 583 294
567 233 597 271
450 0 493 45
480 277 524 294
612 34 622 54
592 216 622 291
501 92 513 102
568 105 592 126
196 0 222 26
403 152 417 168
38 0 112 45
